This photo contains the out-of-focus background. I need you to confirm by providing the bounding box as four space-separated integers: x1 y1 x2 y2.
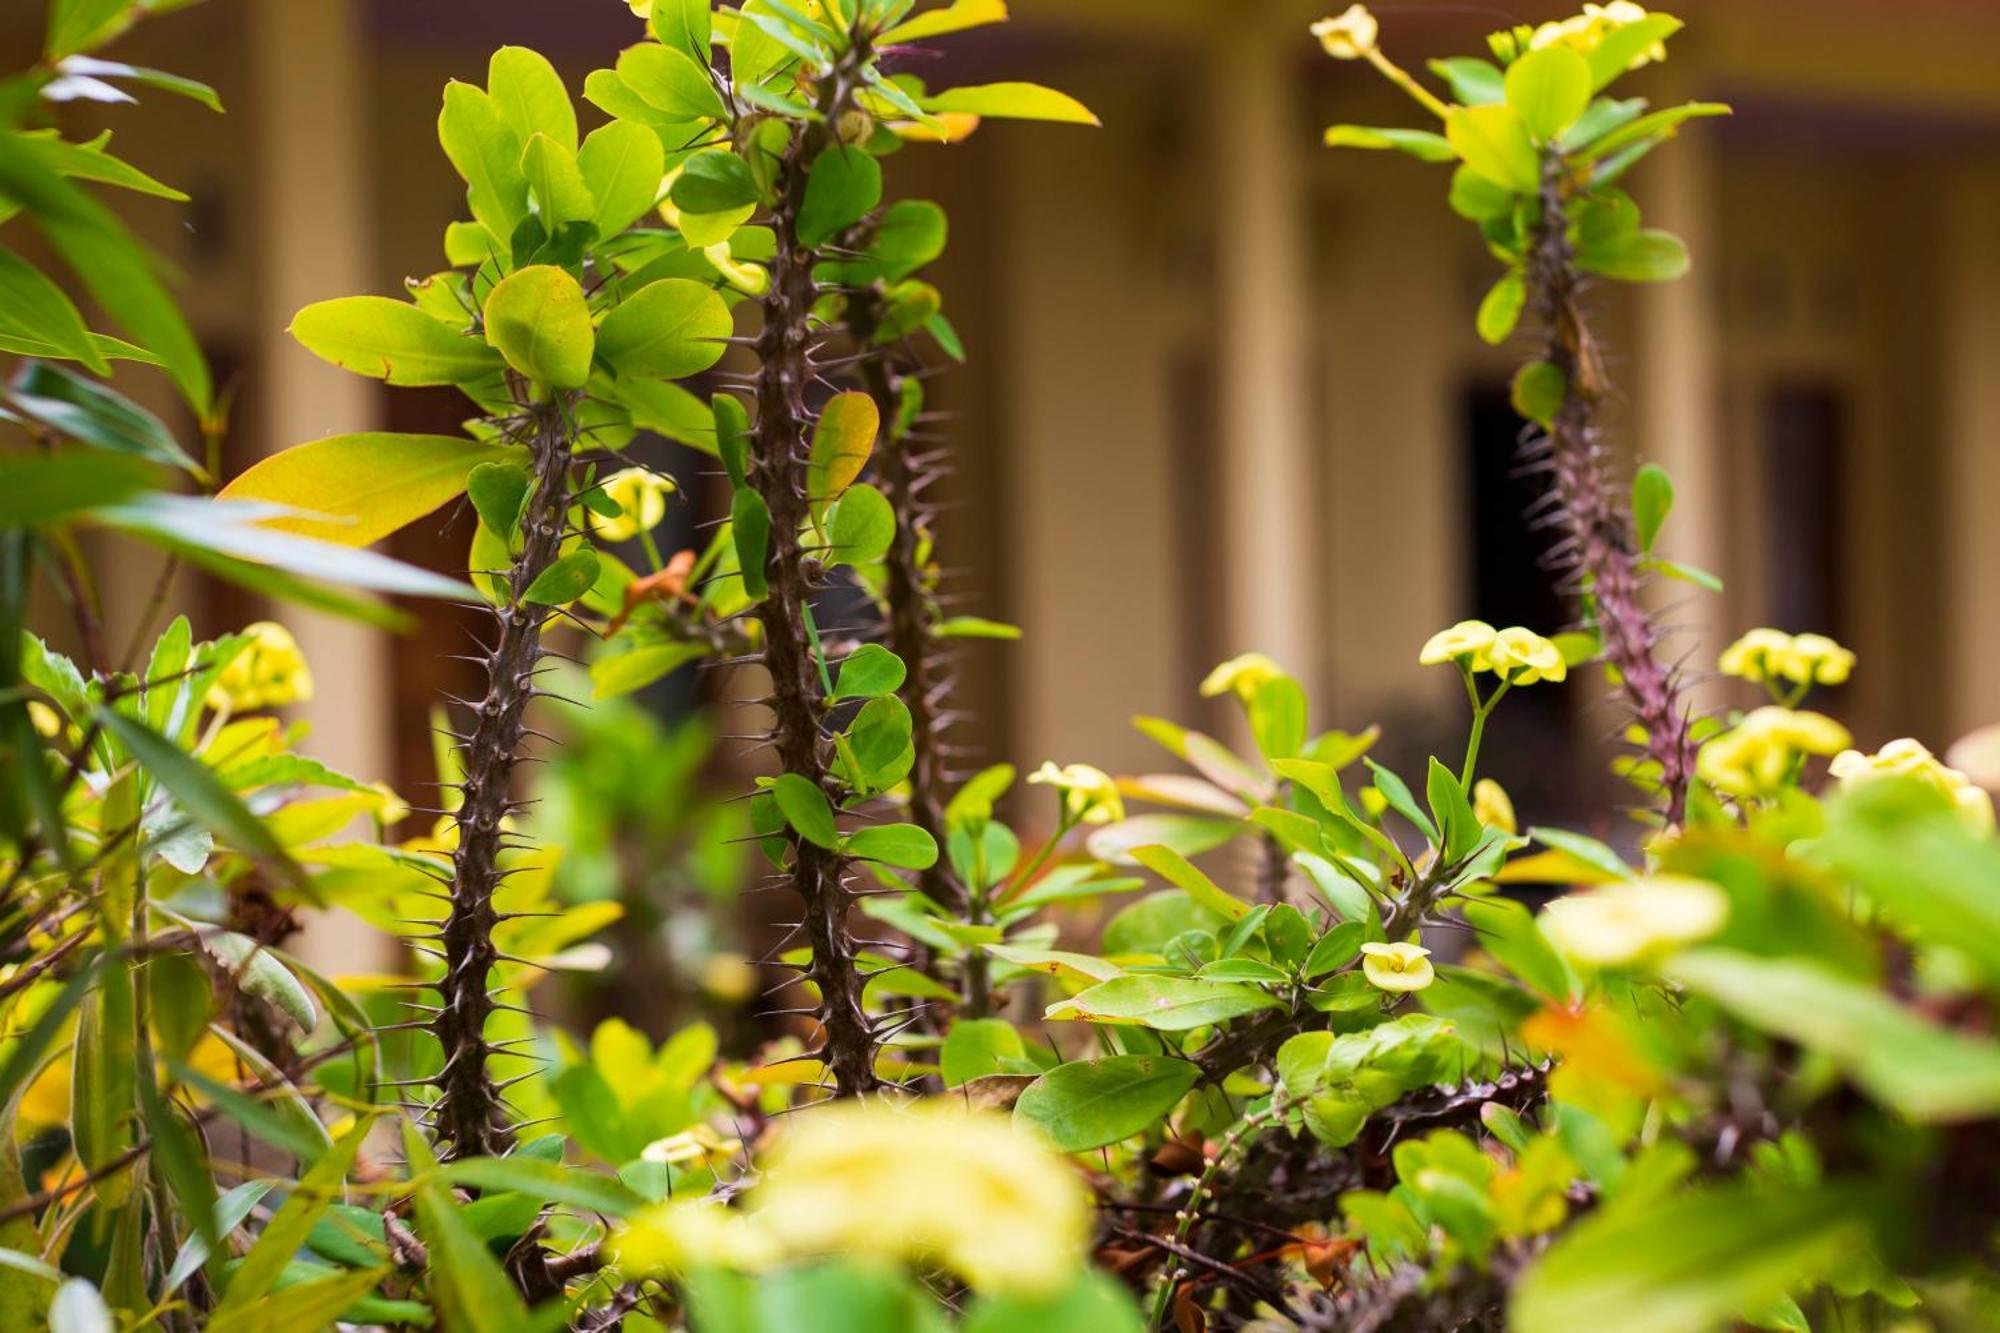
9 0 2000 894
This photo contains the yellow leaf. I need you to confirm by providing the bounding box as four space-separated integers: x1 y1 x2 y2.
219 433 520 547
807 390 879 527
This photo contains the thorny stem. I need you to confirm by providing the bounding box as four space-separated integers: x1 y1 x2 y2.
747 42 880 1098
845 287 960 916
1149 1091 1290 1329
1525 160 1696 826
433 389 579 1164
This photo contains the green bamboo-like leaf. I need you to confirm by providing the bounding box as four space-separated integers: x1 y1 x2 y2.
97 708 306 889
212 1119 373 1316
0 243 103 371
414 1180 533 1332
436 1155 646 1216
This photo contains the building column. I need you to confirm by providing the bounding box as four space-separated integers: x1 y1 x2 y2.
1634 114 1726 705
246 0 393 964
1208 3 1320 686
1942 169 2000 738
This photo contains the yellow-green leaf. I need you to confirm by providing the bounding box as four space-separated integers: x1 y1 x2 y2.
807 390 878 526
920 81 1098 126
1503 45 1591 143
1446 103 1540 195
290 296 503 386
219 433 519 547
595 277 732 380
880 0 1009 44
483 264 594 389
1130 844 1254 923
487 45 576 154
578 119 666 239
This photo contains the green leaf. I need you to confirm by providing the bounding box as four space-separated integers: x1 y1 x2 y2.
578 120 666 239
1504 46 1592 143
1584 14 1683 91
0 451 150 527
595 277 731 380
218 433 517 547
1578 101 1731 163
842 822 939 870
1366 758 1437 842
670 148 759 214
1448 164 1515 222
1510 1181 1862 1333
437 1155 645 1216
414 1181 533 1332
920 81 1098 125
798 146 883 248
1632 463 1674 553
482 265 594 389
1321 125 1456 162
1129 844 1252 923
590 640 706 698
1426 757 1480 862
832 643 905 700
714 391 752 486
290 296 504 386
1476 269 1527 345
488 46 576 153
939 1018 1031 1088
98 709 305 889
1303 921 1365 979
730 486 770 600
213 1119 373 1315
1510 360 1566 426
1668 950 2000 1120
520 133 595 234
1460 898 1571 1002
438 81 529 241
522 547 601 605
1248 674 1308 761
963 1272 1146 1333
0 242 104 371
208 1267 391 1333
773 772 839 849
824 482 894 565
1428 57 1505 106
652 0 713 60
1526 825 1632 879
1578 228 1690 283
618 43 726 120
4 360 200 474
841 695 915 792
468 459 531 544
44 0 134 59
1014 1054 1199 1151
1446 103 1540 195
1640 556 1722 592
1056 975 1282 1031
807 390 878 524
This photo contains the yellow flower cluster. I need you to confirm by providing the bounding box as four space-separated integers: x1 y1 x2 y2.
1695 706 1850 799
1540 875 1728 967
1028 761 1124 825
1718 628 1855 689
1831 738 1995 834
591 466 677 543
1360 941 1433 992
1530 2 1668 70
614 1101 1091 1295
1419 621 1567 686
205 622 314 714
1311 4 1379 59
1199 652 1285 703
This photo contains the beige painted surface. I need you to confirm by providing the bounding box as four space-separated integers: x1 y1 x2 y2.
1943 170 2000 740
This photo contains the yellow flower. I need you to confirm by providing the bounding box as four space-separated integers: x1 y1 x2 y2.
1420 620 1497 667
1027 761 1123 825
26 701 63 739
703 242 770 297
1200 652 1286 703
1718 627 1854 688
1539 874 1728 967
1530 2 1668 70
1360 941 1434 993
625 0 652 17
1485 627 1566 685
1696 706 1850 798
1831 738 1995 835
1473 778 1517 835
592 466 677 543
616 1102 1091 1295
1311 4 1379 59
642 1123 743 1169
206 622 313 714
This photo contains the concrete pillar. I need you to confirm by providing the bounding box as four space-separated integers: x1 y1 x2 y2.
1634 114 1726 705
1942 170 2000 738
1208 3 1320 687
246 0 394 965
